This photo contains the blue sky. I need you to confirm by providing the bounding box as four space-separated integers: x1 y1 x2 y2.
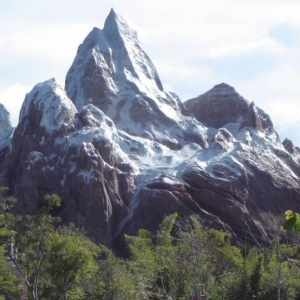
1 0 300 145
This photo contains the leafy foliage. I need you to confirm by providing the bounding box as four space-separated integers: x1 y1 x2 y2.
47 225 99 299
3 191 300 300
283 210 300 233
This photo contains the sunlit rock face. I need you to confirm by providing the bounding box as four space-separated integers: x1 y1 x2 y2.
1 10 300 253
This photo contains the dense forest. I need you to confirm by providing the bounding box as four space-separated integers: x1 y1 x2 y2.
1 191 300 300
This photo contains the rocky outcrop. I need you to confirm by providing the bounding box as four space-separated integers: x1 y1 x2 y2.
185 83 249 128
283 138 300 164
185 83 279 147
239 102 276 137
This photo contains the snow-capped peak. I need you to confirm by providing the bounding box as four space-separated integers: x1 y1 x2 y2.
20 78 77 133
103 8 139 43
65 10 207 149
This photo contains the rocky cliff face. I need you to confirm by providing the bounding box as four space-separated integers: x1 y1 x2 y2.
1 10 300 252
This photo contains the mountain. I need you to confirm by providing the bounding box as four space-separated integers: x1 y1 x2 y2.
65 8 206 150
1 10 300 252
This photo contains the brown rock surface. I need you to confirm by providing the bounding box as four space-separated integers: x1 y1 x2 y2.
185 83 249 128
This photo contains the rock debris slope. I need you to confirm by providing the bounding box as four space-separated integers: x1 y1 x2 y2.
1 10 300 252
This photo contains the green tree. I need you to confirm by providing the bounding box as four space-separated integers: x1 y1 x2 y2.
85 245 142 300
212 246 262 300
154 213 179 299
259 242 300 300
125 229 158 299
10 194 61 300
0 227 21 298
173 216 244 299
0 187 21 299
175 217 215 299
46 225 99 300
0 187 17 240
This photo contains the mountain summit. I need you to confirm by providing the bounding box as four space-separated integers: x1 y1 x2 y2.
65 9 206 149
1 10 300 253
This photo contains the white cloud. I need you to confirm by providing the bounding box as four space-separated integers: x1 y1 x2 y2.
0 21 91 63
209 38 286 59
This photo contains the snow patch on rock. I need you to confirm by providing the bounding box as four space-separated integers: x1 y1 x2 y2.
20 78 77 133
